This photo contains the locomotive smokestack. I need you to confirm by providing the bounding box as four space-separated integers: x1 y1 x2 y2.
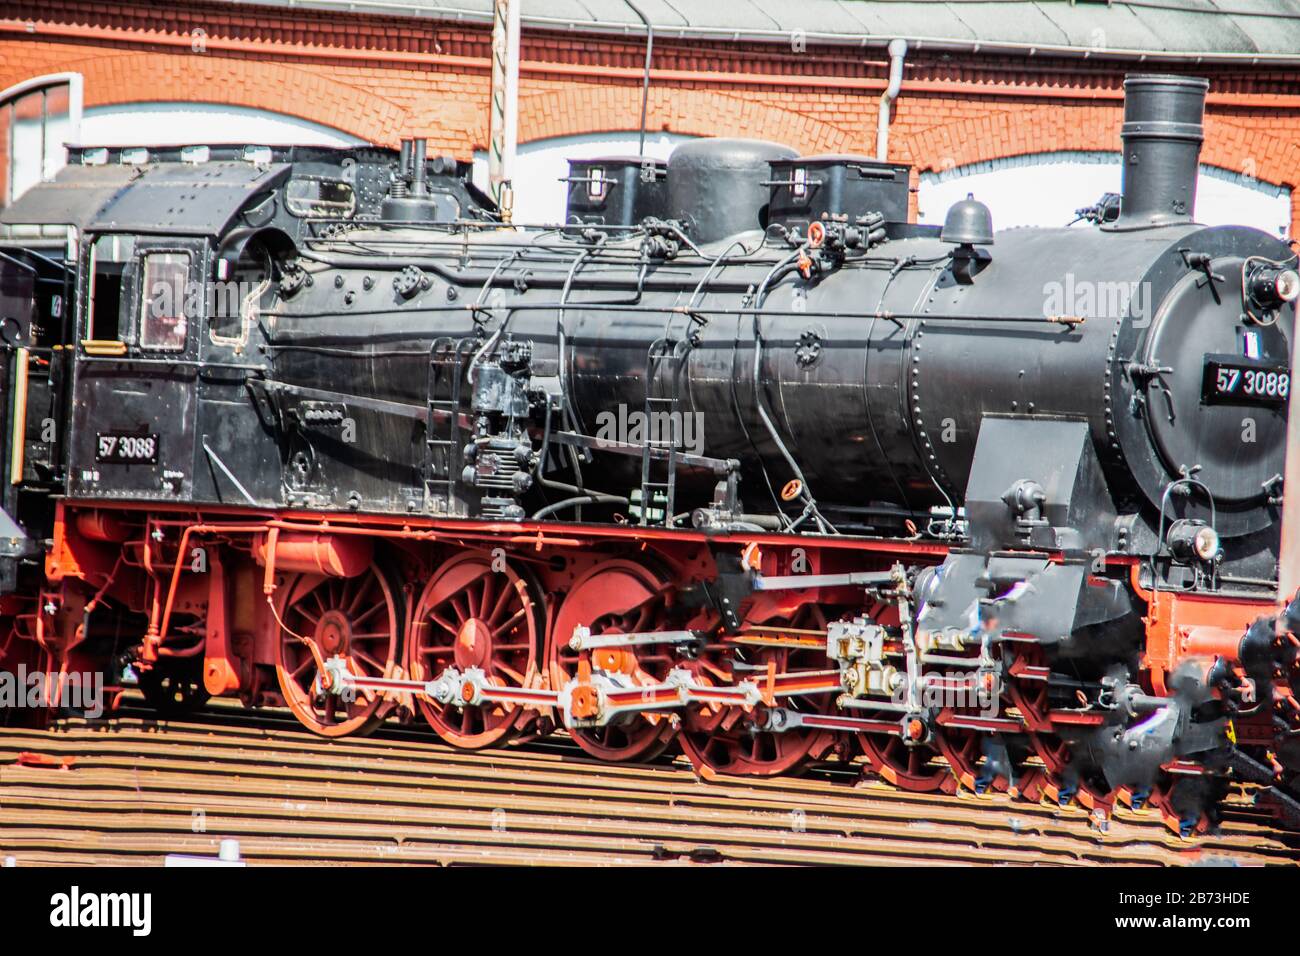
1116 74 1208 228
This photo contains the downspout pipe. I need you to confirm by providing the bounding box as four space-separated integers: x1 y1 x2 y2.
624 0 653 157
875 38 908 162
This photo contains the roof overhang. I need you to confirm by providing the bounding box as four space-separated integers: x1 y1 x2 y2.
199 0 1300 65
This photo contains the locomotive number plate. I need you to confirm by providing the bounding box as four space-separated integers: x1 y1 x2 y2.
96 431 159 464
1202 358 1290 408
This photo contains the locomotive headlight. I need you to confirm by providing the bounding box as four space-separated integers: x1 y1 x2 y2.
1192 526 1220 562
1166 519 1220 565
1247 265 1300 310
1276 269 1300 303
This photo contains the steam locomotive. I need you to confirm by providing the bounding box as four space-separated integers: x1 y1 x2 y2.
1 74 1298 834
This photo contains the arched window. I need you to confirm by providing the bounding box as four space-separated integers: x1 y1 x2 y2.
79 102 365 149
0 73 82 207
919 151 1292 237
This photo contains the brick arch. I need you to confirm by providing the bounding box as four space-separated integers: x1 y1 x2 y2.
512 83 852 154
899 102 1119 174
52 50 411 145
1202 115 1300 191
899 101 1300 235
900 101 1299 190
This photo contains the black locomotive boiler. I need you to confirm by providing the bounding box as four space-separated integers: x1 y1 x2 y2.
1 75 1298 833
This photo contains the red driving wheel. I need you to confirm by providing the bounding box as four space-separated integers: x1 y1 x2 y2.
407 552 544 749
1005 645 1053 732
935 725 1010 794
678 604 837 777
549 558 679 762
1027 730 1115 811
273 561 401 738
857 730 954 793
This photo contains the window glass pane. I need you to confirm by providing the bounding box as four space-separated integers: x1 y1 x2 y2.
8 91 44 202
139 253 190 351
211 245 270 347
285 178 355 217
42 84 70 181
1 80 75 212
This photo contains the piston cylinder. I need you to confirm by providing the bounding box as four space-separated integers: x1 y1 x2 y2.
253 532 374 577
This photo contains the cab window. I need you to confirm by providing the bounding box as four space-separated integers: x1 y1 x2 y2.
139 252 190 351
285 177 354 218
87 234 136 343
210 244 271 350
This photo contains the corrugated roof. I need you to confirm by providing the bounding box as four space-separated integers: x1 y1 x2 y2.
213 0 1300 61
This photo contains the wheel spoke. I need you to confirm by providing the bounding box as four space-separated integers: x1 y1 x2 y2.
352 649 383 673
352 600 385 628
496 605 526 633
488 580 516 626
494 660 524 683
347 576 376 617
294 604 323 627
452 595 473 623
430 612 459 636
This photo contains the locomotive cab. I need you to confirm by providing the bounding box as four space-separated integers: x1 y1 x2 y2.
0 219 74 593
0 141 499 524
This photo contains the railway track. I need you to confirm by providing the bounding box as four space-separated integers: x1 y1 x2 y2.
0 704 1296 866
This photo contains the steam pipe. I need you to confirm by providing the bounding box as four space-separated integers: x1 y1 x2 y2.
875 38 908 162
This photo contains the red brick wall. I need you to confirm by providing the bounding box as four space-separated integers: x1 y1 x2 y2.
2 0 1298 234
